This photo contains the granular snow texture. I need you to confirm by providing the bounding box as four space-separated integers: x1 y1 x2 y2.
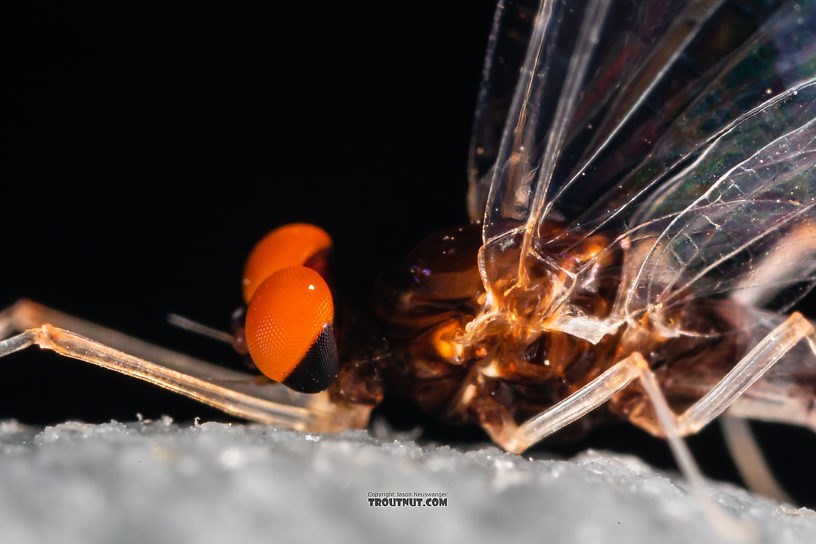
0 418 814 544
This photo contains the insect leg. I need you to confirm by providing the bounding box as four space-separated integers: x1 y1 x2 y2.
0 300 371 432
497 352 643 454
503 352 703 490
719 417 791 503
676 312 816 436
501 352 756 541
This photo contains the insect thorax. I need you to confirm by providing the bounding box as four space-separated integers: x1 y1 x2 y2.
370 223 629 432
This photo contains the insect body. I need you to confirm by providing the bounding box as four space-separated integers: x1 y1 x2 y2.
3 0 816 527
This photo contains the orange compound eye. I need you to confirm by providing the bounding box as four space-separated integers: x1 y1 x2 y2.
244 266 338 393
242 223 332 303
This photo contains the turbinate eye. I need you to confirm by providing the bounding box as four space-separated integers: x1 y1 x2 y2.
244 266 338 393
242 223 332 303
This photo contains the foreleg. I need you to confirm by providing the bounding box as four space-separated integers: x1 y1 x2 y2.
0 300 371 432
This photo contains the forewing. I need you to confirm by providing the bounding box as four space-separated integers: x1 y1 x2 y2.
467 0 536 222
469 0 816 341
618 83 816 321
564 0 816 240
470 0 793 296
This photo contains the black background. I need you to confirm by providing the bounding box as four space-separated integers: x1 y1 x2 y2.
6 2 816 507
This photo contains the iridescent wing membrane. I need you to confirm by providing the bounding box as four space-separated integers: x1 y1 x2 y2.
469 0 816 340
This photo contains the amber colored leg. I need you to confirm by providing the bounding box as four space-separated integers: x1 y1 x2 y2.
493 353 641 453
495 352 757 541
499 353 700 476
677 312 816 435
0 300 372 432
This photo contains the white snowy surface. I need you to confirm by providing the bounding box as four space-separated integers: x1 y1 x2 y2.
0 418 814 544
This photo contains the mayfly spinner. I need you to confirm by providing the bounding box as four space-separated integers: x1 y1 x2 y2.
4 0 816 532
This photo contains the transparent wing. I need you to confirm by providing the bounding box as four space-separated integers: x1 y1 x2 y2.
469 0 816 341
559 0 816 240
617 82 816 321
469 0 750 228
467 0 536 221
473 0 789 295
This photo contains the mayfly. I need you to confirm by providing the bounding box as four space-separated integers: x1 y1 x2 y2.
4 0 816 531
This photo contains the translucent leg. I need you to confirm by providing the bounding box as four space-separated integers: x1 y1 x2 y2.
720 417 791 503
0 300 372 432
497 352 642 454
677 312 816 435
495 352 757 541
498 353 702 481
500 353 698 474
